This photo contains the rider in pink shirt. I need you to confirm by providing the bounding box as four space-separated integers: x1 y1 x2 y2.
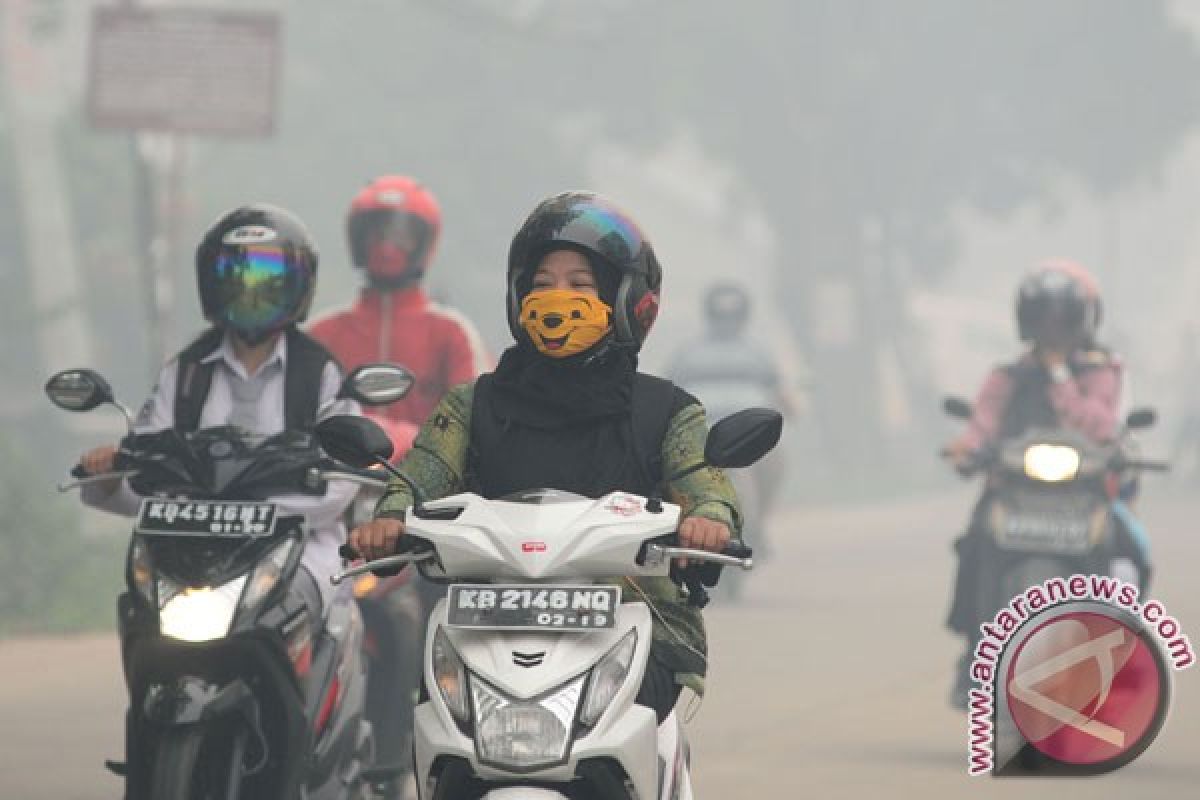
943 260 1134 708
951 347 1122 456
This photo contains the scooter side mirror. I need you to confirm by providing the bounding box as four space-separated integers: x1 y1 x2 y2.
316 415 395 468
943 396 972 420
45 369 117 413
1125 407 1157 431
704 408 783 469
337 364 415 407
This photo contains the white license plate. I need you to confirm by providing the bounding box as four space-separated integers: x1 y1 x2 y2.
446 585 620 631
999 514 1091 553
135 499 277 537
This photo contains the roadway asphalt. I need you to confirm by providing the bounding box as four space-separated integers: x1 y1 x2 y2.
2 488 1196 798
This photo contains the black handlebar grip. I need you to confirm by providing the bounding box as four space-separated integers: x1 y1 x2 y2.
70 464 87 479
339 543 361 561
723 539 754 560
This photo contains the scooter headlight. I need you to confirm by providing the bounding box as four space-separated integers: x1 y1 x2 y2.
239 538 296 615
1023 444 1081 482
470 674 586 770
432 626 469 724
580 629 637 727
159 576 247 642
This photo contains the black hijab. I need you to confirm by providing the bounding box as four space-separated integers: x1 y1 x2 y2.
488 340 637 430
489 245 636 430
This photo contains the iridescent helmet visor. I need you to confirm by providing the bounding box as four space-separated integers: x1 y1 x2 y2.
554 200 645 268
209 244 310 336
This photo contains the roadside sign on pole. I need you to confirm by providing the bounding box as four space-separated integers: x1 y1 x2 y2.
87 7 280 137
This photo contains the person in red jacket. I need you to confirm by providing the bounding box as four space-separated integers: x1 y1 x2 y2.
308 176 488 783
309 175 489 430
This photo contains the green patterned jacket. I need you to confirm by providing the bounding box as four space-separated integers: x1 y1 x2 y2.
374 381 741 695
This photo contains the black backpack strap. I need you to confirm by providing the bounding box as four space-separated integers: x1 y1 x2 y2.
630 373 678 490
283 328 338 431
465 373 497 492
173 327 225 433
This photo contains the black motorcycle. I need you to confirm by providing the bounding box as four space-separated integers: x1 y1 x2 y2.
47 364 411 800
943 397 1166 628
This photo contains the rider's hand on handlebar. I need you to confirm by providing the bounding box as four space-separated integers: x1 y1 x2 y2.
677 517 732 567
80 444 118 476
349 516 406 562
77 445 122 493
941 438 974 469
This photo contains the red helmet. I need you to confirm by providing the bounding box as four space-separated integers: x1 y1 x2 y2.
346 175 442 288
1016 259 1103 347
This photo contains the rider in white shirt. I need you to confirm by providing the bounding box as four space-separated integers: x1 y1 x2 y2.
78 204 359 612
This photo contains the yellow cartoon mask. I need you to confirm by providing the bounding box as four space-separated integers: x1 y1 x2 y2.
520 289 612 358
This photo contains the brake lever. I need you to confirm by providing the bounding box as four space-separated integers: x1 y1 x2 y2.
331 551 434 586
641 544 754 570
322 470 389 487
57 470 139 493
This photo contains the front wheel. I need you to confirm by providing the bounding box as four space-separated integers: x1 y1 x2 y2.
150 724 247 800
999 556 1065 607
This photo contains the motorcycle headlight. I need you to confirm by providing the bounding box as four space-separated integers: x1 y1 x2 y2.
470 674 586 770
239 538 295 615
157 576 182 609
580 629 637 727
1023 444 1081 482
433 626 469 725
159 576 247 643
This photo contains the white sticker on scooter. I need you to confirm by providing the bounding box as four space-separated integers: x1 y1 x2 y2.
604 493 642 517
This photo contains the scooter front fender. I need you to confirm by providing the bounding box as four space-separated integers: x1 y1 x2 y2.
142 675 260 729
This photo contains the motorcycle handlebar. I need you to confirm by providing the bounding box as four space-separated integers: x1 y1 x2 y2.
316 468 389 488
640 535 755 570
337 530 754 589
331 551 435 586
939 448 992 478
57 469 139 493
338 527 431 563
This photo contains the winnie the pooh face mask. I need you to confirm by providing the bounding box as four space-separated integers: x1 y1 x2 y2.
519 289 613 358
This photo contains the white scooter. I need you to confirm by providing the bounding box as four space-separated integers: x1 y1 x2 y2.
316 409 782 800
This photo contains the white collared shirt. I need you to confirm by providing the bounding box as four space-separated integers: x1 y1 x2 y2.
83 330 362 606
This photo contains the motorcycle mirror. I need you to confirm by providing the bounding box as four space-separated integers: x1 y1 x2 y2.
703 408 783 469
943 396 972 420
44 369 117 413
1125 407 1157 431
316 415 394 468
338 363 415 407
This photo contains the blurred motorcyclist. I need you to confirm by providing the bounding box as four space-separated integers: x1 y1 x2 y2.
665 282 795 566
942 260 1119 467
308 176 488 783
666 281 799 419
942 259 1150 706
77 204 359 619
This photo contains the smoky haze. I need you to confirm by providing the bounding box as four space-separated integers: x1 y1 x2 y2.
2 1 1200 797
